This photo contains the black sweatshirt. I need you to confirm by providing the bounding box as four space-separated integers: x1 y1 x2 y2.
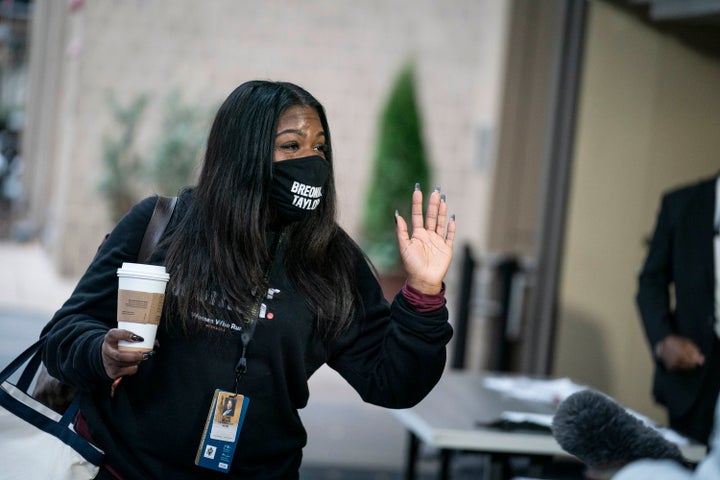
42 193 453 479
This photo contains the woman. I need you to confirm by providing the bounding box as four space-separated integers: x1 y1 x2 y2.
42 80 455 479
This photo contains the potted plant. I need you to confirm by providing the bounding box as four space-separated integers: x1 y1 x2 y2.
98 94 148 222
361 62 431 299
98 91 212 222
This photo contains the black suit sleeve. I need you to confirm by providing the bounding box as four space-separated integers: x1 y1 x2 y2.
636 193 676 350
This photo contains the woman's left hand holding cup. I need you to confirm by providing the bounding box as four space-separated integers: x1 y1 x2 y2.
101 328 151 379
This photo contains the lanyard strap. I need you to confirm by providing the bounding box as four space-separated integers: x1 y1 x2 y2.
234 231 282 392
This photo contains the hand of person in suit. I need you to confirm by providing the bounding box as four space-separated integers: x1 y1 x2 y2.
657 334 705 371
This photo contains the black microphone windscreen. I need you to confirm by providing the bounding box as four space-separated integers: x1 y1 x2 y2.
551 389 685 470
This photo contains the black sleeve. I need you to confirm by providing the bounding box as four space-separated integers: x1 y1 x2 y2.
326 254 453 409
41 196 158 390
636 192 675 349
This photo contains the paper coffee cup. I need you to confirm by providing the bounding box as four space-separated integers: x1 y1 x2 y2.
116 262 169 352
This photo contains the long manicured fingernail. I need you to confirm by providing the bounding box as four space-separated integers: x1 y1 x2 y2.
131 334 144 342
440 194 446 203
394 209 399 224
450 214 456 221
414 182 421 191
142 351 155 360
434 185 441 192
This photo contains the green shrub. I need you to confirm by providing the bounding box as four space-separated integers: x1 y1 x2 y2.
98 95 148 222
142 91 211 197
362 62 431 272
98 91 213 222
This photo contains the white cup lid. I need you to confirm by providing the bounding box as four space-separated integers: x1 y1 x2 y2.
117 262 169 281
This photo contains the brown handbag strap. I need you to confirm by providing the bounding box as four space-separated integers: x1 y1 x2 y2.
137 195 177 263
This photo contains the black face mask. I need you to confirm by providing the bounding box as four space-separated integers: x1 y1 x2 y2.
270 155 330 222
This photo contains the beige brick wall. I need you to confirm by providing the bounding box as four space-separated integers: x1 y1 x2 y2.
26 0 510 278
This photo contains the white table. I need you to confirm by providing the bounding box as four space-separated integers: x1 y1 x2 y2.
390 371 707 480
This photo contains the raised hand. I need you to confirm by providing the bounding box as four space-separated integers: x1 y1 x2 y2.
395 184 456 294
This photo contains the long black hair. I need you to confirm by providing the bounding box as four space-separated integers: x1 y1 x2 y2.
164 80 359 341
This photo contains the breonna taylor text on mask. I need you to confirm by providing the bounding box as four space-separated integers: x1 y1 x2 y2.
290 181 322 210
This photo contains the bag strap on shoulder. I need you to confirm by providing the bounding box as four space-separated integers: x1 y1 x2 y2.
137 195 177 264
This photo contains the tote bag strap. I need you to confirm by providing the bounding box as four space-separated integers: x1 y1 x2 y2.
1 336 44 388
16 347 42 392
4 337 91 430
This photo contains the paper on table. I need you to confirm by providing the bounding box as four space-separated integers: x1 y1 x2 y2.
656 428 690 446
484 378 692 446
482 375 586 404
499 411 554 428
623 408 691 446
478 410 554 433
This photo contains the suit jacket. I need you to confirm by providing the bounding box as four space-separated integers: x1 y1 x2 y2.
636 176 718 417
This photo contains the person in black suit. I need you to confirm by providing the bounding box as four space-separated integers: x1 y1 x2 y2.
636 173 720 445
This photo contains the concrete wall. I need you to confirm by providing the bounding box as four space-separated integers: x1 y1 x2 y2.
22 0 510 278
554 1 720 423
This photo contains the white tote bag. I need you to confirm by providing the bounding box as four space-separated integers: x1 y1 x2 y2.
0 337 104 480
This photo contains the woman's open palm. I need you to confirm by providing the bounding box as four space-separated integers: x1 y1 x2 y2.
395 186 456 294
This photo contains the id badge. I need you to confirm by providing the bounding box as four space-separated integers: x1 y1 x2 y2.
195 389 250 473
